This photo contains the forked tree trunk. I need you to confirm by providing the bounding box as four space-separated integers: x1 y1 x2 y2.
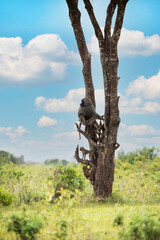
66 0 129 199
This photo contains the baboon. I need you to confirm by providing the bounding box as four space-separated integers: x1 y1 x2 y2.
78 97 103 126
80 146 92 160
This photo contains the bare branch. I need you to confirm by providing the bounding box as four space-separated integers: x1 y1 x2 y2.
75 123 105 148
83 0 103 43
112 0 128 45
75 145 90 164
66 0 95 106
104 0 117 42
75 145 96 168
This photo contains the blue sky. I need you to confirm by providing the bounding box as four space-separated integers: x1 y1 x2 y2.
0 0 160 162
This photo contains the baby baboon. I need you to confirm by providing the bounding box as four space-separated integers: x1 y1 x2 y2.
80 146 92 160
78 97 103 126
83 165 96 185
82 166 90 179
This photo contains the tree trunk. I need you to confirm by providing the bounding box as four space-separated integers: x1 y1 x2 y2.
66 0 129 199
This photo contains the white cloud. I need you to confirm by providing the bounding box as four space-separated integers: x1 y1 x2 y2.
119 94 142 114
37 116 58 127
88 35 99 55
119 28 160 57
119 91 160 114
142 101 160 113
135 136 160 145
53 128 88 153
88 28 160 57
118 123 160 154
35 88 85 113
54 131 79 141
120 123 159 136
0 125 29 139
35 88 105 115
0 34 80 86
0 126 12 133
126 70 160 99
35 88 160 115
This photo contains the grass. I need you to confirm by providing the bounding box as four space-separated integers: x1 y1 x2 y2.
1 202 159 239
0 157 160 239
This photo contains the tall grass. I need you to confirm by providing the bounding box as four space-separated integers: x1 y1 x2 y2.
0 153 160 239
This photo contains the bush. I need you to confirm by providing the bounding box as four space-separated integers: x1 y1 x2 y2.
0 188 13 206
49 165 85 198
113 214 124 226
0 163 24 183
119 214 160 240
17 184 46 205
8 212 42 240
55 220 68 240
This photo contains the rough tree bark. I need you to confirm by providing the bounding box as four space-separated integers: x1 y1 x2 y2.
66 0 129 199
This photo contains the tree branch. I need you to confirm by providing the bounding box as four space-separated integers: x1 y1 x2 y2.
66 0 95 106
104 0 117 42
112 0 128 45
75 145 96 167
75 123 105 148
83 0 103 44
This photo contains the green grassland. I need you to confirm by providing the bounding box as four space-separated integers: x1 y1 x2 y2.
0 149 160 239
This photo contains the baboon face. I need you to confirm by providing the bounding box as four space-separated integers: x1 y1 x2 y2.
80 98 92 107
80 99 85 107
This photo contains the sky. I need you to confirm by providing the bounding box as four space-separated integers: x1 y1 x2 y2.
0 0 160 163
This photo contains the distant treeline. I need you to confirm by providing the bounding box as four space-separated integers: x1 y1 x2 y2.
0 151 24 165
0 150 70 166
118 146 159 164
44 158 69 166
0 146 158 166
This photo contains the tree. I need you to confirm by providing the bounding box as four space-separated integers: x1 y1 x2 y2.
0 151 24 165
66 0 129 198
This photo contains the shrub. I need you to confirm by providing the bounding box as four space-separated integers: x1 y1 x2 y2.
55 220 68 240
119 214 160 240
0 188 13 206
49 165 85 198
8 213 42 240
113 214 124 226
0 163 24 183
17 182 46 205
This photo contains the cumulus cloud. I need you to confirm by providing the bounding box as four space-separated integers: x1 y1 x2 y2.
126 70 160 99
119 28 160 57
119 94 142 114
119 94 160 114
88 28 160 57
35 88 105 114
118 123 160 153
0 34 80 86
35 88 85 113
35 88 160 115
37 116 58 127
0 125 29 139
120 123 160 136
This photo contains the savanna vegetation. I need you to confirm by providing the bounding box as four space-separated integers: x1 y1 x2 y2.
0 147 160 240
